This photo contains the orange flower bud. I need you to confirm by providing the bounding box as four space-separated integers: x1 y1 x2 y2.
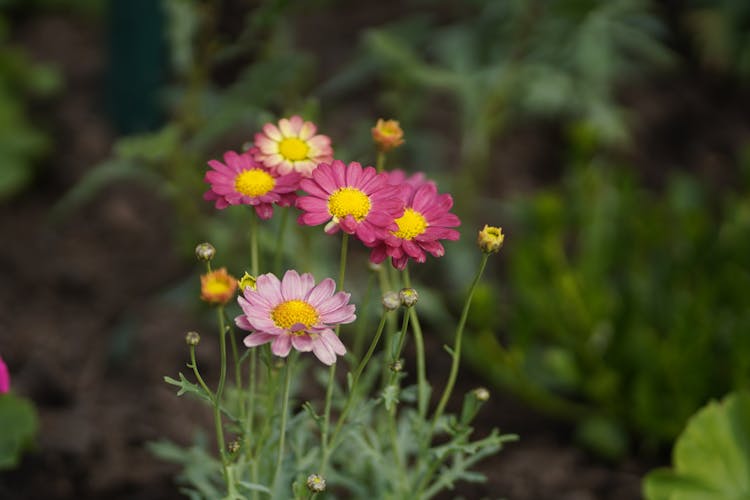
200 268 238 305
372 119 405 153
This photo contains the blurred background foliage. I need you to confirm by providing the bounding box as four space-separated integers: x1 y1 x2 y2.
3 0 750 463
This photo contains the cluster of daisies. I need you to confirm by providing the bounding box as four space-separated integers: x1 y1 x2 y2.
201 116 461 365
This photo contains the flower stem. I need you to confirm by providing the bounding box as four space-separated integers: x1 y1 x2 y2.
272 354 294 494
188 346 214 402
250 210 259 276
319 234 349 475
430 253 490 431
403 267 428 418
376 151 386 173
215 305 229 483
327 313 387 452
273 207 290 274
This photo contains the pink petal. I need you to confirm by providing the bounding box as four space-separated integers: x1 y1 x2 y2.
321 330 347 355
281 270 303 299
271 334 293 357
299 122 317 140
244 332 276 348
291 335 314 352
312 338 336 365
305 278 335 306
262 123 282 141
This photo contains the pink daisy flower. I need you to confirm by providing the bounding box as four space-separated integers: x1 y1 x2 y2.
203 150 301 219
236 270 355 365
0 354 9 394
253 115 333 177
369 174 461 270
296 160 405 245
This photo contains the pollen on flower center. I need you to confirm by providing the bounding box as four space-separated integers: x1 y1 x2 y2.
392 208 428 240
327 187 372 221
235 169 276 196
204 279 231 295
271 300 319 330
278 138 310 161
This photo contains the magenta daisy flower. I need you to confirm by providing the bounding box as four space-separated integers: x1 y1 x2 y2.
0 354 9 394
203 150 301 219
253 115 333 177
296 160 405 245
236 270 355 365
369 175 461 270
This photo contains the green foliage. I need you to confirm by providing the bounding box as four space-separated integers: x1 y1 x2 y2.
0 394 38 469
0 12 61 201
643 391 750 499
464 163 750 454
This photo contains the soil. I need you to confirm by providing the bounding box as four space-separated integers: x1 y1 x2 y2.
3 4 746 500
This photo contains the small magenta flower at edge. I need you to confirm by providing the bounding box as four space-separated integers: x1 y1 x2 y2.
0 354 10 394
369 172 461 270
296 160 405 245
200 268 238 305
253 115 333 177
203 150 301 219
236 270 356 365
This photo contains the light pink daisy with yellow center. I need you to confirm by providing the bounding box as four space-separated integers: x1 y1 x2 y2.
236 270 355 365
253 116 333 177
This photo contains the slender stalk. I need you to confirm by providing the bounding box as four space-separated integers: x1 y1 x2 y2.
327 313 387 451
403 267 428 418
430 253 490 430
319 234 349 474
352 272 376 360
390 309 411 369
250 210 259 276
273 207 290 274
215 305 229 483
376 151 386 173
188 346 214 402
245 209 260 487
272 355 294 493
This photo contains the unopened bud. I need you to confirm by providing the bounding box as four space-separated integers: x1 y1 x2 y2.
195 242 216 262
239 272 257 291
399 288 419 308
473 387 490 401
477 225 504 254
390 359 404 372
382 291 401 311
372 119 405 153
306 473 326 493
228 440 240 454
185 331 201 346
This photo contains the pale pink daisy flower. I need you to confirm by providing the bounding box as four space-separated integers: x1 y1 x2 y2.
296 160 405 245
236 270 355 365
203 150 301 219
253 115 333 177
368 174 461 270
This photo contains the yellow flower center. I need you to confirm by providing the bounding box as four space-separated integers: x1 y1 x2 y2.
204 278 232 296
327 187 371 221
278 137 310 161
271 300 319 330
392 208 428 240
235 169 276 197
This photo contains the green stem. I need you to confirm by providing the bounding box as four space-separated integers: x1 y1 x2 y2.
376 151 386 173
403 267 428 418
430 253 490 431
250 210 259 276
327 313 387 451
215 305 229 483
319 234 349 475
352 272 376 360
273 207 290 274
188 346 214 402
272 355 294 494
391 309 411 367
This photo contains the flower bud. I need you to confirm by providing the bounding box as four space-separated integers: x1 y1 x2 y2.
372 119 405 153
228 439 240 454
477 225 504 254
399 288 419 308
185 331 201 346
382 291 401 311
195 242 216 262
238 272 257 291
0 355 10 394
473 387 490 401
200 268 238 305
306 473 326 493
390 359 404 372
368 260 382 272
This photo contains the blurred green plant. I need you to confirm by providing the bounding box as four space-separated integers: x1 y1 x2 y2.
0 11 61 201
643 391 750 499
0 393 38 469
463 158 750 457
352 0 672 202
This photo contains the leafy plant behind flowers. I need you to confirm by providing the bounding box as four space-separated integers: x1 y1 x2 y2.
463 158 750 457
